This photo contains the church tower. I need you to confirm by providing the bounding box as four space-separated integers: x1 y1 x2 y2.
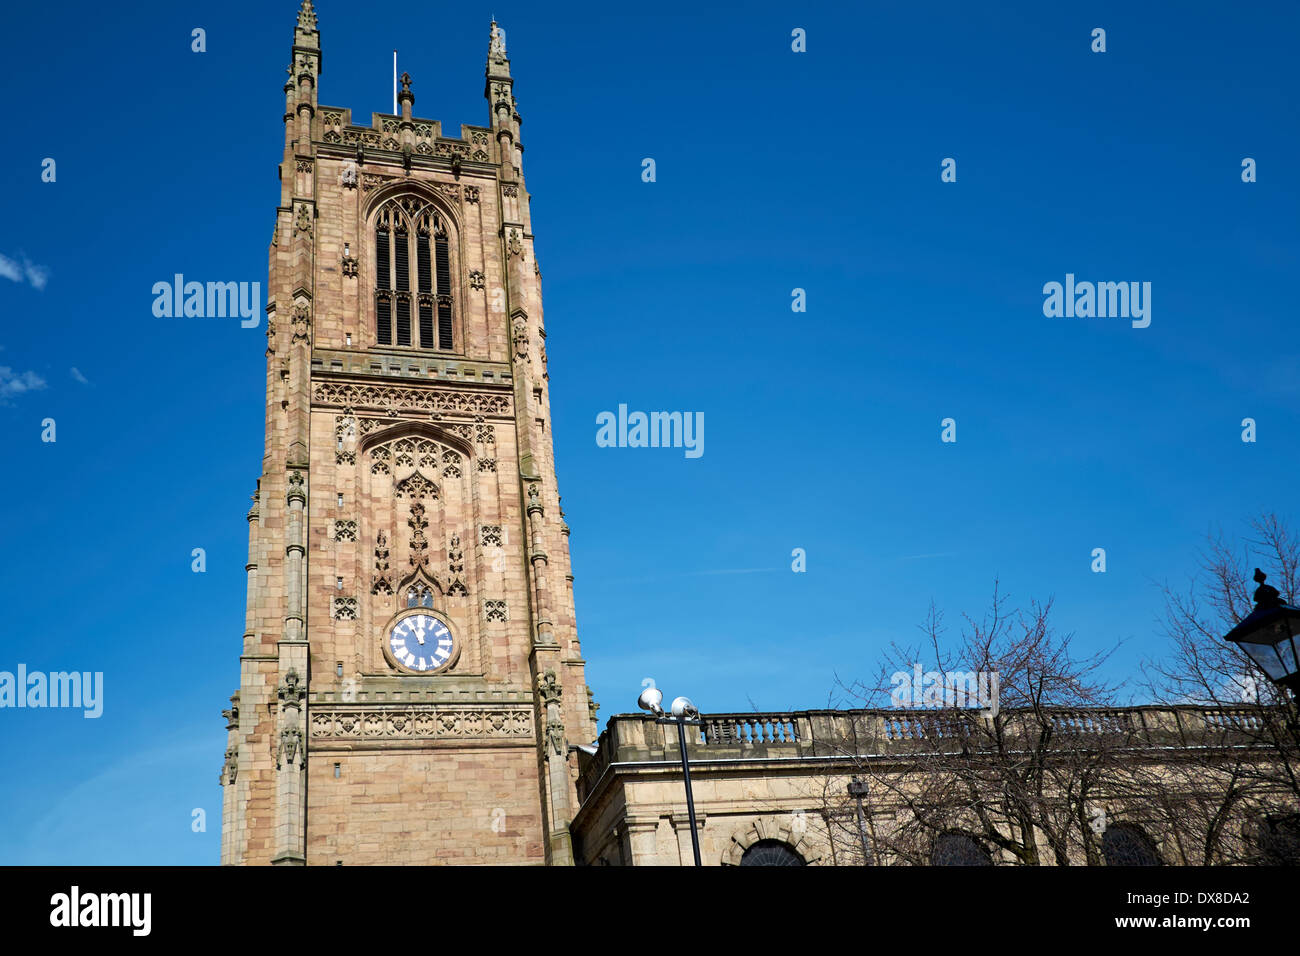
219 0 596 865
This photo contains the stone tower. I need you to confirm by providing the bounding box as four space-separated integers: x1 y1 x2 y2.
219 0 595 865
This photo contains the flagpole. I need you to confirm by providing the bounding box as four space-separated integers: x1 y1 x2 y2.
392 50 397 113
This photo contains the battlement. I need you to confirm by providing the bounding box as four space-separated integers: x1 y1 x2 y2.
317 108 493 164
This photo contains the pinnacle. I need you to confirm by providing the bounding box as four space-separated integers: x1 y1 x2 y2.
488 19 507 57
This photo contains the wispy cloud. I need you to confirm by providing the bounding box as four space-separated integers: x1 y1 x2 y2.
24 260 49 291
0 253 49 290
9 732 220 865
0 366 46 398
70 367 90 385
602 567 780 585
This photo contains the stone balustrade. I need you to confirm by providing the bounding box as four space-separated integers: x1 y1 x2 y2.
575 704 1283 804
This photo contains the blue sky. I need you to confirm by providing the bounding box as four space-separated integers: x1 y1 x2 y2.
0 1 1296 863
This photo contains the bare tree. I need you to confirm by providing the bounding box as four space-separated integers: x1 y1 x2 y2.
802 523 1300 866
1143 512 1300 862
830 583 1137 865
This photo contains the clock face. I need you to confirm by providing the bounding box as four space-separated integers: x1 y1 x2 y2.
387 613 455 673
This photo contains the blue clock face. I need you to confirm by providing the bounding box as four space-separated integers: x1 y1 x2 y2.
388 613 454 673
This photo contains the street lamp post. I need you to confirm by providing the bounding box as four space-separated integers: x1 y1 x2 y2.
638 686 703 866
1223 569 1300 696
846 776 873 865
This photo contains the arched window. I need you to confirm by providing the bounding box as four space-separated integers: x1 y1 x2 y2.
374 198 455 351
406 585 434 608
1247 814 1300 866
739 840 805 866
931 833 993 866
1102 825 1162 866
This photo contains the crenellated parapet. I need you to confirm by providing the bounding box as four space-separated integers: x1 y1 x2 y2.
316 108 495 168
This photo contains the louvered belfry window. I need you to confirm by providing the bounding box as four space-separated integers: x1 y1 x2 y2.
374 197 455 351
435 222 453 349
417 214 435 348
375 211 392 345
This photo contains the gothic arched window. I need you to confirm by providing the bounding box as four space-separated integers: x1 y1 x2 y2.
739 840 805 866
1102 825 1163 866
406 585 434 608
374 197 456 351
1247 814 1300 865
931 833 993 866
